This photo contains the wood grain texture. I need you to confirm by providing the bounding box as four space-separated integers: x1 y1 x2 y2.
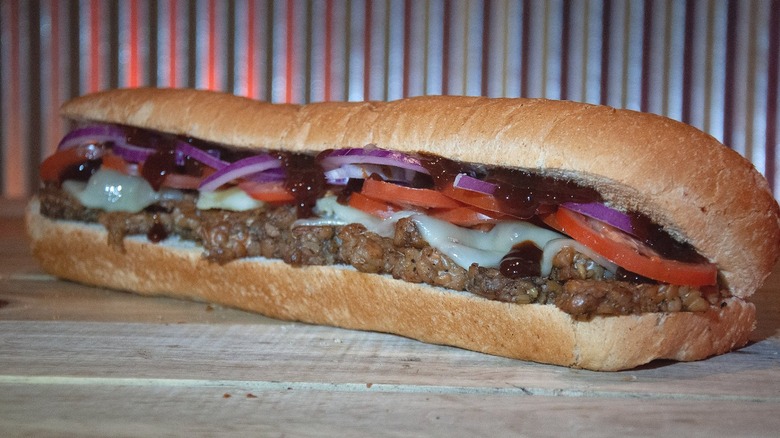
2 383 780 437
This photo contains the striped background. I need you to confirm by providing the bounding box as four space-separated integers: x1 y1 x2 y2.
1 0 778 199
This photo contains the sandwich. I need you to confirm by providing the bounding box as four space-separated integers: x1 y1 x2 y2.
26 87 780 370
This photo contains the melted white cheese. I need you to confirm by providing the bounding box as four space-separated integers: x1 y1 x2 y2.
63 169 165 213
296 196 616 276
196 187 266 211
541 238 617 277
410 215 563 270
64 170 263 213
295 196 415 238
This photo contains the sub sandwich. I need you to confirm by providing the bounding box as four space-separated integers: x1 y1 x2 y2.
26 88 780 370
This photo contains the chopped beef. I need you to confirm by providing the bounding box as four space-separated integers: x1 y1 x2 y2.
338 223 394 273
39 184 100 222
286 225 339 266
466 265 546 304
38 187 727 319
550 246 609 281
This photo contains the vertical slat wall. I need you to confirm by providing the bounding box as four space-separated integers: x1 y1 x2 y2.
1 0 778 198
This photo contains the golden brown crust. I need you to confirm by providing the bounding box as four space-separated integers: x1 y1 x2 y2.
26 199 755 371
60 88 780 298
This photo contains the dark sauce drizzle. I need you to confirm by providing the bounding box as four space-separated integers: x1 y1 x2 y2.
147 217 168 242
277 152 326 218
139 134 215 192
60 159 101 183
419 152 602 217
628 213 707 264
499 241 543 278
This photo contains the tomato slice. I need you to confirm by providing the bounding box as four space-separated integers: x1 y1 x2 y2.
238 181 295 203
360 178 460 210
162 174 203 190
439 183 503 214
348 192 399 218
553 207 717 286
40 145 103 182
100 152 136 175
430 206 507 227
160 167 216 189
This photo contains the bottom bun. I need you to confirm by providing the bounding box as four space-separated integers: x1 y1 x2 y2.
26 198 755 371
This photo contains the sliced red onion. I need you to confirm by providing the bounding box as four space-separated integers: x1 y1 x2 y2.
199 153 282 191
318 146 430 175
57 124 127 151
561 202 635 235
174 141 229 170
112 142 156 163
324 163 411 185
453 173 497 195
244 167 286 183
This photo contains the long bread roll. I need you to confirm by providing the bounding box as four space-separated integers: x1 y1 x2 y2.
27 88 780 370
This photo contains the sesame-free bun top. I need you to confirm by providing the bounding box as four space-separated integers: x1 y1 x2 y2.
60 87 780 298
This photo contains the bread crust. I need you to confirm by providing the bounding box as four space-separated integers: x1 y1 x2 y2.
60 88 780 298
26 199 756 371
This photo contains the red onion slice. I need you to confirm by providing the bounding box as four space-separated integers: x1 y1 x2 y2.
175 141 229 170
244 167 287 183
561 202 635 235
199 153 282 191
318 146 430 175
57 124 127 151
112 142 156 163
324 164 411 185
59 123 155 163
453 173 497 195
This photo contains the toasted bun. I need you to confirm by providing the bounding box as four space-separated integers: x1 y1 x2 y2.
26 200 756 371
61 88 780 298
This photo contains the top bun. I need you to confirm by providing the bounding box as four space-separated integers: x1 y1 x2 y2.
60 87 780 298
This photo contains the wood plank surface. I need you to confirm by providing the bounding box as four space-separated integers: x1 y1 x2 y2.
3 383 779 437
2 198 779 437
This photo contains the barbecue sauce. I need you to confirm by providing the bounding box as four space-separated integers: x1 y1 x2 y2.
278 152 326 218
628 213 707 263
140 137 212 191
419 153 602 216
500 241 543 278
147 218 168 243
418 153 477 189
489 168 602 218
60 159 101 183
140 149 178 191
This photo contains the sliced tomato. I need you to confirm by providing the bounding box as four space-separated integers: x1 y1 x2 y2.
553 207 717 286
430 206 506 227
40 145 102 182
162 174 203 190
238 181 295 203
540 211 561 231
439 183 503 214
100 152 136 175
360 178 461 210
160 166 216 189
348 192 399 218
